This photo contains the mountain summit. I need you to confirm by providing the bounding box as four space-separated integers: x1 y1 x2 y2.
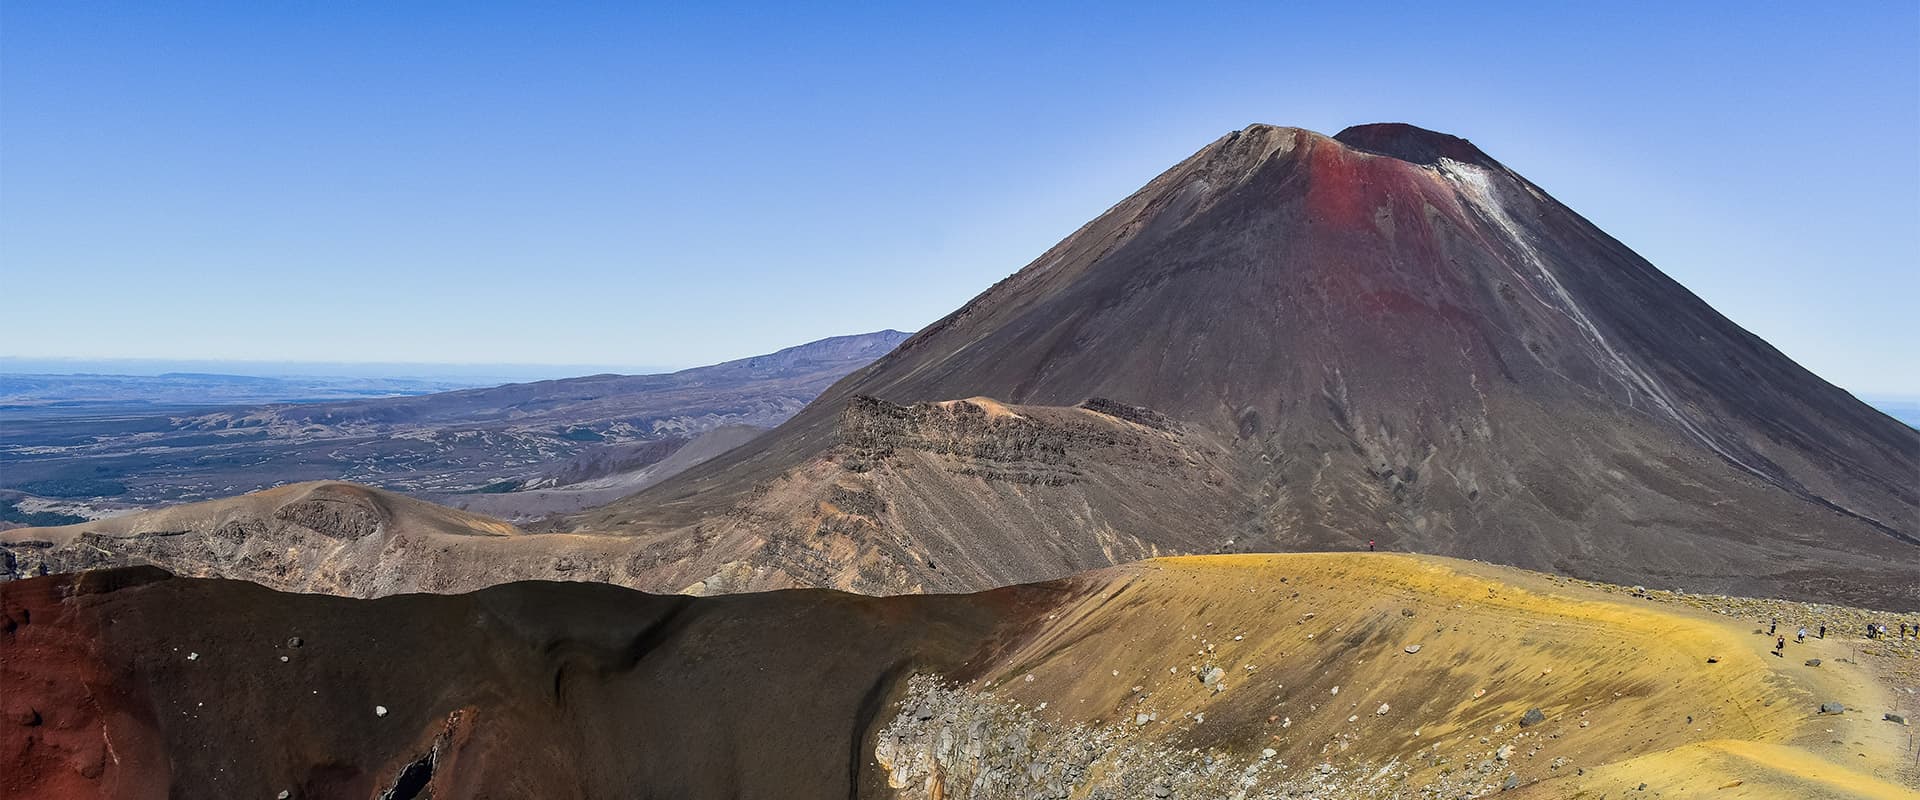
576 122 1918 605
10 124 1915 607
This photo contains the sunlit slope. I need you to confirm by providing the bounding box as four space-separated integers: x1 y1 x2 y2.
892 553 1916 798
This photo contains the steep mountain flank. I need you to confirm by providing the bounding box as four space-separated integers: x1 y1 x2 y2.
581 123 1918 606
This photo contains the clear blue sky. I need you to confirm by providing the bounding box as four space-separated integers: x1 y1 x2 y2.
3 2 1916 392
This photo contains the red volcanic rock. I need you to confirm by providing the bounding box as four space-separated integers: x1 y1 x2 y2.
1 569 170 799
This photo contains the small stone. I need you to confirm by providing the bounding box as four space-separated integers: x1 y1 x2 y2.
1502 774 1519 791
1330 685 1339 695
1819 702 1845 715
286 637 302 648
1261 748 1277 759
1886 712 1909 725
1376 703 1390 716
1200 666 1226 687
1804 658 1821 667
1520 707 1546 727
375 705 389 718
186 652 199 661
1404 644 1422 654
1705 656 1719 663
1496 744 1515 761
278 792 290 800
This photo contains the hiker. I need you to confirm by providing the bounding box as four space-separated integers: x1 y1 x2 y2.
1769 619 1777 635
1774 636 1786 656
1368 539 1375 552
1818 625 1825 639
1796 626 1806 643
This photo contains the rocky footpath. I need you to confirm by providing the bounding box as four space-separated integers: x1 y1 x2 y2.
1568 578 1920 679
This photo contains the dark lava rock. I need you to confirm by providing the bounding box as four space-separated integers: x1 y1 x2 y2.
1519 707 1546 727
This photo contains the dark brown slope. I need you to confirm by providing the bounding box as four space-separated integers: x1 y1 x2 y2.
0 567 1042 799
580 123 1919 606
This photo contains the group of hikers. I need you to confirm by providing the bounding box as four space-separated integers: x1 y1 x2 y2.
1866 622 1916 640
1767 617 1918 656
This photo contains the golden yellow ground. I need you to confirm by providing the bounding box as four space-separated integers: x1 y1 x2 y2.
966 553 1917 797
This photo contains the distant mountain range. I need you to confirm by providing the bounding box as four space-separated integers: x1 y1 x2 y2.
0 331 908 517
0 372 485 415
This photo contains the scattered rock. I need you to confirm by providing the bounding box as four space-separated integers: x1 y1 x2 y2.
1519 708 1546 727
1502 774 1519 791
1705 656 1718 663
1403 644 1422 654
1803 658 1821 667
286 636 302 648
375 705 389 718
278 792 290 799
1819 702 1845 715
1886 712 1908 725
1200 666 1226 687
1376 703 1390 716
1495 744 1515 761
